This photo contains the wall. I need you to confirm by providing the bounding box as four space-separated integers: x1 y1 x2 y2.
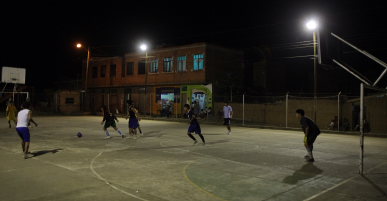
55 91 80 114
214 95 387 134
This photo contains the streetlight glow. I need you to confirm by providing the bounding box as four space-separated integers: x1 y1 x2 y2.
76 43 82 48
140 44 148 51
306 19 318 30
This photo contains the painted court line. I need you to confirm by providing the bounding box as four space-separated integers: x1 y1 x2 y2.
303 161 387 201
90 151 150 201
183 162 229 201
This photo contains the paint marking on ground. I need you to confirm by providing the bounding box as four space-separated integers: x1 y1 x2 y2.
183 162 229 201
89 151 150 201
302 161 387 201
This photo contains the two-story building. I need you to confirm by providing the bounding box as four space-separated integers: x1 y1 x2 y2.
84 42 244 116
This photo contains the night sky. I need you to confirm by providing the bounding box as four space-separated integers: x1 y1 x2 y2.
1 1 386 94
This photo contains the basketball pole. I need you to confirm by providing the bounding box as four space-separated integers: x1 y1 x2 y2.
360 83 364 175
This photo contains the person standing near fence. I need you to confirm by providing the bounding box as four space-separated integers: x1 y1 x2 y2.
296 109 320 162
223 101 233 135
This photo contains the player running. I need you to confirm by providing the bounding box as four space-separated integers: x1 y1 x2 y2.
100 106 125 139
126 100 143 135
184 104 205 145
126 103 140 138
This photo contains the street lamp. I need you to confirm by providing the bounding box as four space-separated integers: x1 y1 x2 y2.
305 19 319 122
76 43 91 111
76 43 91 90
139 43 149 115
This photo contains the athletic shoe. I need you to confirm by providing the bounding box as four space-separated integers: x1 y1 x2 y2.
193 140 198 145
304 155 310 160
121 135 126 138
105 136 112 139
306 158 315 162
228 131 231 135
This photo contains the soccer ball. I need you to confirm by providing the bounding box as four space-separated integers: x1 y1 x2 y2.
77 132 83 138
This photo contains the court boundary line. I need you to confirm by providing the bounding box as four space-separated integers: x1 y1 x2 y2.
90 151 150 201
302 161 387 201
183 162 229 201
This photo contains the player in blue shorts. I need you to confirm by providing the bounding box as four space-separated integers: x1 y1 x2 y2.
184 104 205 145
126 103 140 138
100 106 125 139
15 102 33 159
126 100 142 135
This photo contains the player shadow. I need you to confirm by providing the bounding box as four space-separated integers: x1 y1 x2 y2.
203 139 229 145
361 175 387 197
202 133 227 136
32 148 63 157
283 163 323 184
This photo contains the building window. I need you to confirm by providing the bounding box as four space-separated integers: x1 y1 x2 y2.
177 56 186 72
193 54 204 71
138 60 146 74
121 64 125 77
100 65 106 77
150 59 158 73
163 57 173 72
126 62 134 75
110 64 116 77
65 98 74 104
92 66 98 78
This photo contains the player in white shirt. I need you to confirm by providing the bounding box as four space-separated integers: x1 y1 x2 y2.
223 102 233 135
15 102 33 159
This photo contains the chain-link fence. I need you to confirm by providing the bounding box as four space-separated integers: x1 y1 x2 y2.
213 92 387 134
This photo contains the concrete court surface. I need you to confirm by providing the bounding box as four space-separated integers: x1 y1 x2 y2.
0 116 386 201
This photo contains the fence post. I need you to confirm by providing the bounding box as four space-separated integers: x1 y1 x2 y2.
286 92 289 128
338 91 341 132
242 93 245 126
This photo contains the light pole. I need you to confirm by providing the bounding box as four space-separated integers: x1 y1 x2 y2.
139 43 148 115
76 43 90 111
305 19 319 122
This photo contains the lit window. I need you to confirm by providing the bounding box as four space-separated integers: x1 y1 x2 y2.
193 54 204 71
177 56 186 72
150 59 158 73
163 57 173 72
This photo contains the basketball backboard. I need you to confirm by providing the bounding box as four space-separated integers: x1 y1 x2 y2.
1 67 26 84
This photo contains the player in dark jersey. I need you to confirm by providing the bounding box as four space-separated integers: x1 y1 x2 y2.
184 104 205 145
100 106 124 139
126 100 142 135
126 104 140 138
296 109 320 162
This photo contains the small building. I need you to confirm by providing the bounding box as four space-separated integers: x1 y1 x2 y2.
54 90 81 114
83 43 244 116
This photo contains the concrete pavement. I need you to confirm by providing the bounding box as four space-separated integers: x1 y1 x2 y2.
0 116 386 201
